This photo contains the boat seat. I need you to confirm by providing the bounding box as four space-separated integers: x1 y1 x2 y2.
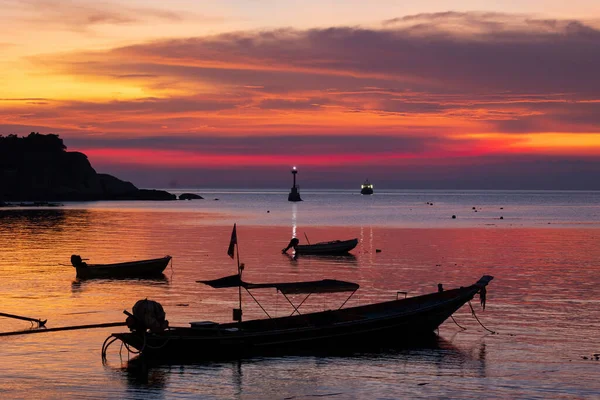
190 321 218 329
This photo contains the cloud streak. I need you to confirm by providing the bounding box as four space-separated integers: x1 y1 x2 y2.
2 0 217 32
39 12 600 91
3 11 600 188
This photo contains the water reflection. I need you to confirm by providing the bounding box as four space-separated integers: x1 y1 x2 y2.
3 202 600 398
0 208 66 224
124 334 470 365
121 357 170 388
0 209 90 233
109 334 484 399
71 275 169 293
291 203 297 239
289 253 358 265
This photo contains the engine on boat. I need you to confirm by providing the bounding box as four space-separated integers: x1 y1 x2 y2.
70 254 87 267
281 237 300 253
126 299 169 333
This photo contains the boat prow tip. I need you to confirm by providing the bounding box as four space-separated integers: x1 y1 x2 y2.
476 275 494 287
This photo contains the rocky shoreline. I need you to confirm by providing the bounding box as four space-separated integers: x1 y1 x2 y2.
0 133 178 202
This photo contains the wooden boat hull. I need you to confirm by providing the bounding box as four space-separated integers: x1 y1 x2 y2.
74 256 171 279
295 238 358 255
109 276 492 360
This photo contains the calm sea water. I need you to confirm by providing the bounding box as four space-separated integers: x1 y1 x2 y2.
1 190 600 399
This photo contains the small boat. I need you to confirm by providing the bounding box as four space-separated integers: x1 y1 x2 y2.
71 254 171 279
282 238 359 255
103 225 493 361
361 179 374 195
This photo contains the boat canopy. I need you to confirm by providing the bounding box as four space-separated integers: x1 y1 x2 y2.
198 274 245 288
247 279 359 294
198 276 359 294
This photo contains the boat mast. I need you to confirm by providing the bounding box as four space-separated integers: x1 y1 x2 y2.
228 223 243 323
237 238 243 323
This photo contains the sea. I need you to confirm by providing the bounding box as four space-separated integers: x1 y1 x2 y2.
1 189 600 399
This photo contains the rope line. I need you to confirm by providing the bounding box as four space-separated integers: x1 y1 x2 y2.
102 330 172 361
101 335 119 361
450 315 467 330
468 301 496 334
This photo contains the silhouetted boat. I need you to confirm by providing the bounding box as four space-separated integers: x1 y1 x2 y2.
104 275 493 361
71 255 171 279
297 238 358 255
102 224 493 361
361 179 374 195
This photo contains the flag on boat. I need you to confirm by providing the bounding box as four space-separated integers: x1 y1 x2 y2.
227 223 237 259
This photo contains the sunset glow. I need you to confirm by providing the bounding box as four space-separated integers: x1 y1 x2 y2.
2 1 600 188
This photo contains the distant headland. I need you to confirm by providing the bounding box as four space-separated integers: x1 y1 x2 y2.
0 133 176 202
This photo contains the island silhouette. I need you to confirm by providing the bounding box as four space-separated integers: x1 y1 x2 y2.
0 132 176 202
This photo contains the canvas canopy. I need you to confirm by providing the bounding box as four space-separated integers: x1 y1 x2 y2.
198 276 359 294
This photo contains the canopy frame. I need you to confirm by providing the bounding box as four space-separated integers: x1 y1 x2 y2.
198 277 360 319
280 288 358 317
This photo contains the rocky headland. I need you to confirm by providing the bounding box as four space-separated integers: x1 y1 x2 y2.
0 133 176 202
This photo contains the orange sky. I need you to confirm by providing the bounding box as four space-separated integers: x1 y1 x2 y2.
1 2 600 188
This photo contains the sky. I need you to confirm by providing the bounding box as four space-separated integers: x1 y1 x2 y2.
1 0 600 189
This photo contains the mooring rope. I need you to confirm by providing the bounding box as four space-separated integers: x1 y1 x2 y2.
101 335 120 360
102 333 141 360
468 301 496 334
102 330 173 360
450 315 467 330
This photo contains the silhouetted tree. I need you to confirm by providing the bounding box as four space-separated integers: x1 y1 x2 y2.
0 132 67 155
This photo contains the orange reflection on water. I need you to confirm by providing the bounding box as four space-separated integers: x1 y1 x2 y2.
1 208 600 398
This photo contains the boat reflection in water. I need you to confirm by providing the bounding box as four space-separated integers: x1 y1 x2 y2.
71 275 169 293
284 252 358 265
110 334 485 398
117 357 170 388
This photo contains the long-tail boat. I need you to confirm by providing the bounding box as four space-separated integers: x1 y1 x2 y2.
71 255 171 279
282 238 359 255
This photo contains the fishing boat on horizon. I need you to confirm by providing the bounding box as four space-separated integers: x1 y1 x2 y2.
361 179 374 195
102 224 493 361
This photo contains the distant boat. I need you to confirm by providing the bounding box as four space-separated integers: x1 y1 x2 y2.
282 238 359 255
70 255 171 279
361 179 374 195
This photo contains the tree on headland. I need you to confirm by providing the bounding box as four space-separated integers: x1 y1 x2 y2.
0 132 177 201
0 132 66 155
